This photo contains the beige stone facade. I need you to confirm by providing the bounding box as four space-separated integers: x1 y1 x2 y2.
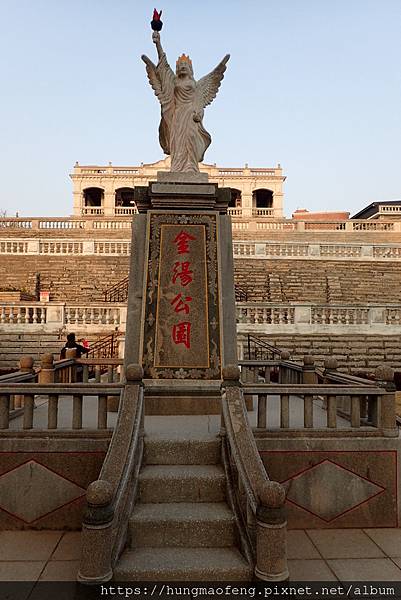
70 158 285 218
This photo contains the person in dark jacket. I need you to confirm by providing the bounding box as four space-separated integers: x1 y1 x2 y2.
60 333 89 359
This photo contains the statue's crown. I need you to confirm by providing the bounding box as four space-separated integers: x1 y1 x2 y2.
176 54 192 66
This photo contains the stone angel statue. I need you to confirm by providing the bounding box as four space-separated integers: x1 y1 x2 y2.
142 31 230 173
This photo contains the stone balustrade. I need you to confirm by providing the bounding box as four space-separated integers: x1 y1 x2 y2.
3 236 401 261
0 239 131 255
236 302 401 334
233 241 401 260
1 216 401 233
2 301 401 335
0 303 127 332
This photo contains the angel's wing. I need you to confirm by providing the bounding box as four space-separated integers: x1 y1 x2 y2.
196 54 230 109
141 53 175 106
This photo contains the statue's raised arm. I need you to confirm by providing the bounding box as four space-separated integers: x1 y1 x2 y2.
141 31 175 155
141 13 230 173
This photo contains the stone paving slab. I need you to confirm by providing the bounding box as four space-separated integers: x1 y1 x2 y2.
327 558 401 581
307 529 385 559
288 559 338 581
287 530 321 559
0 529 400 582
51 532 82 561
0 561 45 582
39 560 80 581
0 531 62 561
364 528 401 557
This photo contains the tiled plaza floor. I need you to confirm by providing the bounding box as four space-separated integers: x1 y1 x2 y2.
0 528 400 582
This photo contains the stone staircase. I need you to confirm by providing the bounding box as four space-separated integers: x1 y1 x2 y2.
114 434 252 581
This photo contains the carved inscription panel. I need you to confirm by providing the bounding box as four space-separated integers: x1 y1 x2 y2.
143 212 221 379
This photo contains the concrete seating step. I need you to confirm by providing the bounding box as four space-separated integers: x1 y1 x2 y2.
129 502 235 548
114 547 252 581
139 465 226 503
144 435 220 465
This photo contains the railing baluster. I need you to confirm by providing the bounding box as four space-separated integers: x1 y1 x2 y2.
280 394 289 428
48 394 58 429
327 395 337 428
369 395 379 427
0 395 10 429
257 393 267 429
73 395 83 429
304 394 313 428
23 394 34 429
107 366 113 383
351 396 361 428
95 366 101 383
98 395 107 429
83 365 89 383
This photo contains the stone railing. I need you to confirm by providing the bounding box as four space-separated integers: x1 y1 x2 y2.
1 216 401 233
0 239 131 255
7 237 401 259
240 356 397 437
0 302 127 332
81 208 105 216
236 303 401 334
2 301 401 335
114 207 137 215
79 365 145 583
220 366 288 581
0 217 132 230
233 241 401 260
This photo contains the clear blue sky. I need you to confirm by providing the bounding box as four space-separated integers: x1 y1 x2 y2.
0 0 400 217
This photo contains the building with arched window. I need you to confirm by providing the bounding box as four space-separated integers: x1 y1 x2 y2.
70 158 285 218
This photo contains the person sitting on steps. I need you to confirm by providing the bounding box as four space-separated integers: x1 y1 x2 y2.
60 332 89 360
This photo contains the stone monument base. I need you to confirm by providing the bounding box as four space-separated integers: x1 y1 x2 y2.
157 171 209 184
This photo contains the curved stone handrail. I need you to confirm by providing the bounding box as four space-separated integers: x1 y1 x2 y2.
221 366 288 582
78 364 144 583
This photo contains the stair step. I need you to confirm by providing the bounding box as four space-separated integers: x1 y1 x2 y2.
114 547 252 581
139 465 225 503
145 435 220 465
129 502 235 548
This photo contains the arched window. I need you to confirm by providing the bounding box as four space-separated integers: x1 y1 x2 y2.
83 187 104 207
115 187 136 207
253 188 273 208
229 188 242 208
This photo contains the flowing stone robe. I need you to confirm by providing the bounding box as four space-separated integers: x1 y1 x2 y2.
143 52 229 173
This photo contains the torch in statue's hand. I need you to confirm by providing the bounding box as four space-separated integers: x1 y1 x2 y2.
151 9 163 31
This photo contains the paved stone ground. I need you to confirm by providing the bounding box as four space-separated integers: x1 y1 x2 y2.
0 529 401 581
6 400 395 583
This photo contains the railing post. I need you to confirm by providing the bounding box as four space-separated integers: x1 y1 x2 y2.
323 357 337 382
255 482 289 582
302 355 317 384
38 353 55 383
65 348 77 382
16 356 34 408
78 480 114 583
279 351 290 384
220 365 241 435
375 365 398 437
0 395 10 429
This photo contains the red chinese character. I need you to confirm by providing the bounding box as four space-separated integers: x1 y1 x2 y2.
170 293 192 314
172 261 193 286
173 230 196 254
172 322 191 349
